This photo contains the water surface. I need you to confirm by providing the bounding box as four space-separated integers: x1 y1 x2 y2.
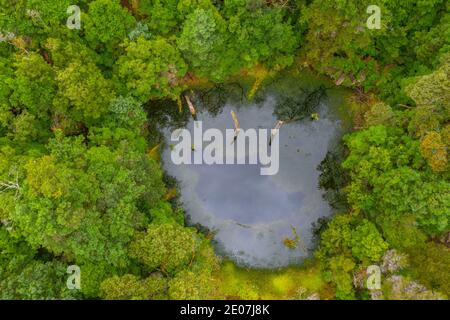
161 77 347 267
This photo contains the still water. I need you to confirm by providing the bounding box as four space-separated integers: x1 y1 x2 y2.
161 76 348 267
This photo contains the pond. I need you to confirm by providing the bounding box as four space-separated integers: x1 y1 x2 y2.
159 73 350 268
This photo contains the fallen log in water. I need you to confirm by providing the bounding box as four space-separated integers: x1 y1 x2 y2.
269 120 284 146
230 110 241 144
184 94 197 117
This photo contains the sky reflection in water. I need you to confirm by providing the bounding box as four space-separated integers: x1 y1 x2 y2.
162 95 342 267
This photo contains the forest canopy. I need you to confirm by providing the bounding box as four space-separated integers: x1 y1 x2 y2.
0 0 448 300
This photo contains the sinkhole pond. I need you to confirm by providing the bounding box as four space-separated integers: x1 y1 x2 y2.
153 72 351 268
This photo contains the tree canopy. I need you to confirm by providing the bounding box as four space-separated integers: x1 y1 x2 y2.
0 0 448 301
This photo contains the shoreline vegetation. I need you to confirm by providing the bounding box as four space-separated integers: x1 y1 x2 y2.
0 0 448 300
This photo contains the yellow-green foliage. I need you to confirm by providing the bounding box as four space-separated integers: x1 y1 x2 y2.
420 131 448 172
213 261 327 300
244 64 272 99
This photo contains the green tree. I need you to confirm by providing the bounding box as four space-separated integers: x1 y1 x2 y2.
101 274 168 300
223 0 298 70
350 220 388 263
408 242 450 295
405 55 449 138
0 53 55 142
177 8 228 80
0 227 78 299
328 256 356 300
364 102 395 128
11 133 165 267
420 131 448 172
137 0 179 35
9 52 56 118
405 54 450 110
117 37 187 102
54 60 115 123
84 0 136 49
0 260 78 299
168 270 214 299
343 126 449 235
129 223 197 274
316 214 354 259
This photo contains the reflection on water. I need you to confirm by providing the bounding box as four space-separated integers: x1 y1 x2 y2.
161 91 344 267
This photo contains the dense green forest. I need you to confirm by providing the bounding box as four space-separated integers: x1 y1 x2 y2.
0 0 448 300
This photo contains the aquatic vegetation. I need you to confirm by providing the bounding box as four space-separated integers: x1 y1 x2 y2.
274 85 328 122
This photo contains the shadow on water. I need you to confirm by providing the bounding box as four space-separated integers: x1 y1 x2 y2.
152 71 351 268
